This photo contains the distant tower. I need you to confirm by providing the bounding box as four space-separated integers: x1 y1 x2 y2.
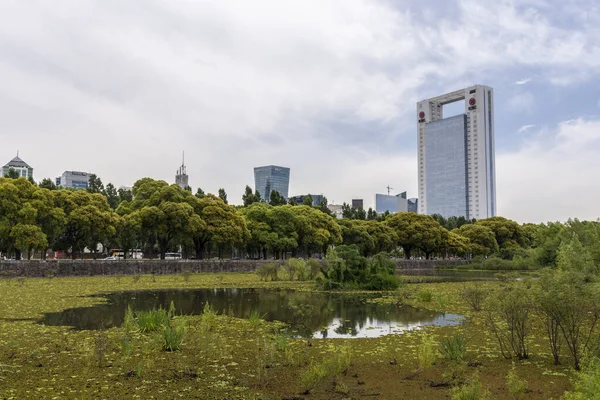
175 152 189 190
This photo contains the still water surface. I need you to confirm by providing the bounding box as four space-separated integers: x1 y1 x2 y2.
40 288 464 338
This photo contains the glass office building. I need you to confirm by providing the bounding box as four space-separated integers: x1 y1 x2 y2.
417 85 496 219
254 165 290 201
424 115 468 218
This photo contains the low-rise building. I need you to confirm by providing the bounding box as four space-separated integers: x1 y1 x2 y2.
56 171 91 189
2 154 33 179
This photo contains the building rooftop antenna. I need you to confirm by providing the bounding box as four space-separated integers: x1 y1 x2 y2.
386 185 393 195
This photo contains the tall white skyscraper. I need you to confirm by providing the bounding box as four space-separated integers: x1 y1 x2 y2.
417 85 496 219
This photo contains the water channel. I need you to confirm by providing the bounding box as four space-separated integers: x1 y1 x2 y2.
40 288 464 338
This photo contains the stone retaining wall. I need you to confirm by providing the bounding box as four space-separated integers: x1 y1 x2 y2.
0 259 469 278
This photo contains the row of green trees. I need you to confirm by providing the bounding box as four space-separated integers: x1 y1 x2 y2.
1 175 598 265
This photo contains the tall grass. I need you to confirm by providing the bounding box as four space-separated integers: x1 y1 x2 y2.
162 319 186 351
301 345 351 392
440 334 468 362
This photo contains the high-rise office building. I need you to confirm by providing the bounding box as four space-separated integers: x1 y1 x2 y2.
2 153 33 179
254 165 290 201
175 152 189 190
417 85 496 219
56 171 91 189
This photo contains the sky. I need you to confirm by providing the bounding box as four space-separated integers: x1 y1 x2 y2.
0 0 599 223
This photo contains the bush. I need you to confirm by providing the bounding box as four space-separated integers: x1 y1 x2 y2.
284 258 306 281
316 247 400 290
486 285 532 360
440 334 467 363
307 258 322 279
255 263 280 281
462 285 487 311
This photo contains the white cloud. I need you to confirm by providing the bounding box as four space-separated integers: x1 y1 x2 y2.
498 118 600 223
517 124 535 133
515 78 532 85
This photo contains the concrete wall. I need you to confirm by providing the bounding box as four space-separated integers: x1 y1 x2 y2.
0 259 469 278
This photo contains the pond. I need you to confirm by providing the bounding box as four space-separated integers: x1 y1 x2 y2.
40 288 464 338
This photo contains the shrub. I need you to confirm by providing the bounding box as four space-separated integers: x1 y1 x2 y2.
506 362 528 399
462 285 487 311
307 258 322 280
284 258 306 281
317 247 400 291
162 319 186 351
417 290 434 303
486 285 532 360
451 373 489 400
440 334 467 363
255 263 280 281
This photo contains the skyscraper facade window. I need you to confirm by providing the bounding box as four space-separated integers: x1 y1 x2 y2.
254 165 290 201
417 85 496 219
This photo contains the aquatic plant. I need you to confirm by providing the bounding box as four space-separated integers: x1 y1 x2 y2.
417 290 434 303
162 319 186 352
440 334 467 363
301 345 351 393
451 373 490 400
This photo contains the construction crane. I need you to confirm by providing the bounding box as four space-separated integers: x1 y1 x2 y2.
386 185 393 195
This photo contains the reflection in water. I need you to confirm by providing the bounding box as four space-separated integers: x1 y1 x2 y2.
399 269 504 281
40 288 464 338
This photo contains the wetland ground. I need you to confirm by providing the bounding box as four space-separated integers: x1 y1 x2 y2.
0 272 573 399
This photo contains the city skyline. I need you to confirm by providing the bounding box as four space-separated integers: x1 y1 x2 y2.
1 1 599 223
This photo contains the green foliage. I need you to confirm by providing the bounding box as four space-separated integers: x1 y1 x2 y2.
556 235 597 274
218 188 228 204
451 373 490 400
562 356 600 400
301 345 351 392
417 333 437 369
385 212 448 259
162 319 186 351
317 246 400 290
248 310 266 326
417 290 434 302
181 270 192 282
506 362 528 399
440 334 468 362
135 308 172 333
284 258 306 281
255 263 280 281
